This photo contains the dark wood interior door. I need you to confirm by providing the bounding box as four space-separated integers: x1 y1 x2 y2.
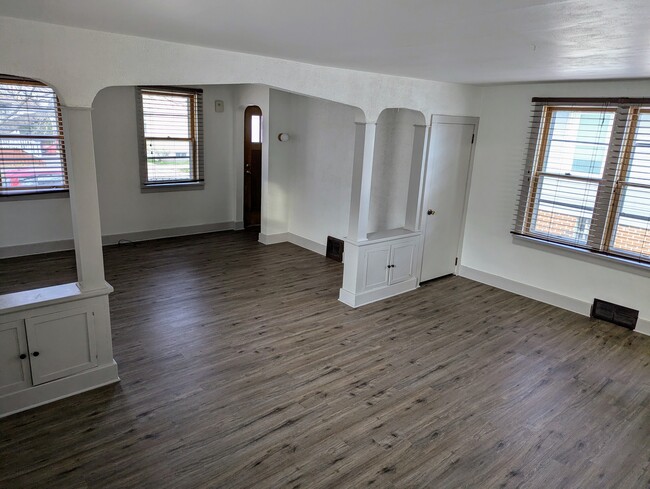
244 106 262 228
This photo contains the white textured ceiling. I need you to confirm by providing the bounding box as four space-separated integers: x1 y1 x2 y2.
1 0 649 85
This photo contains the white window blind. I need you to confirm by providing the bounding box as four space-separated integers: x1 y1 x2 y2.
136 87 203 187
514 97 650 265
0 76 67 195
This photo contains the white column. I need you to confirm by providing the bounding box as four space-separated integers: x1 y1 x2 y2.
348 122 376 242
62 106 106 291
405 124 430 231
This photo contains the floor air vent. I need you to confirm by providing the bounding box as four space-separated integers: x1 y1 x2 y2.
591 299 638 330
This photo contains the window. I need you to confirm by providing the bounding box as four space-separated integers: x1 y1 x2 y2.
0 76 67 195
515 98 650 265
136 87 203 189
250 114 262 144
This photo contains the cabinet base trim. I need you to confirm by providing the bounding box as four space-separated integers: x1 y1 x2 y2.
0 360 120 418
339 277 419 308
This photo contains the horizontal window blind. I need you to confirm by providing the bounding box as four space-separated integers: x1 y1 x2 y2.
514 97 650 265
0 76 67 194
136 87 203 187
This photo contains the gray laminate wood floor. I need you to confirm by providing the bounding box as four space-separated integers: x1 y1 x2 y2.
1 230 649 488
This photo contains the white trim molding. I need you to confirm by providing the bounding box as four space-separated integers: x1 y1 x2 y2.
258 233 327 256
0 221 239 258
458 265 649 337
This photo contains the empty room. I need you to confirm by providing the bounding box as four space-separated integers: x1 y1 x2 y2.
0 1 649 488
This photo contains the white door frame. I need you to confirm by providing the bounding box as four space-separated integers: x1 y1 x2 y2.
418 114 480 282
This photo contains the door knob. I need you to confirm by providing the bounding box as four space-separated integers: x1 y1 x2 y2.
427 209 435 215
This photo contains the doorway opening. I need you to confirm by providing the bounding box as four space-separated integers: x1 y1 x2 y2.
244 105 262 229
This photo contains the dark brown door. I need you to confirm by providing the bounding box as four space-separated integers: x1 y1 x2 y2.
244 106 262 228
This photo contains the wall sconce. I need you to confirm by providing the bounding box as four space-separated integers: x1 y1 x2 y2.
277 133 290 142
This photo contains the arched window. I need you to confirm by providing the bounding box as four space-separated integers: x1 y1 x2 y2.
0 75 67 195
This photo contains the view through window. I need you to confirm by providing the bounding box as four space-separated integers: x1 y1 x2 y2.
0 77 67 195
515 99 650 264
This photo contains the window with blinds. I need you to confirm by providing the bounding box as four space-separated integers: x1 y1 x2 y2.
514 97 650 265
0 76 67 195
136 87 203 188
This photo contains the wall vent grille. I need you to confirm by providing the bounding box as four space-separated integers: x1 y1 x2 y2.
591 299 638 330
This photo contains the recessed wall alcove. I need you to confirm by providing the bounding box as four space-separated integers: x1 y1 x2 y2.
368 108 427 236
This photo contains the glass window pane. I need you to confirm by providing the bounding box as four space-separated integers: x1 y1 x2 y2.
142 93 191 138
0 83 60 136
0 80 67 192
251 115 261 144
611 185 650 258
145 139 193 182
542 110 614 177
531 175 598 244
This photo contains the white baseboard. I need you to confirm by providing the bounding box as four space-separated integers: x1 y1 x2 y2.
288 234 327 256
0 239 76 258
636 318 650 336
339 277 419 308
102 221 237 245
458 265 649 337
0 221 238 258
0 360 120 418
258 232 290 245
259 232 327 256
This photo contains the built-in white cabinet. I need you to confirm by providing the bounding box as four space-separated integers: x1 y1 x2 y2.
0 284 119 417
0 307 97 395
340 231 421 307
0 320 31 397
26 308 97 385
360 239 417 292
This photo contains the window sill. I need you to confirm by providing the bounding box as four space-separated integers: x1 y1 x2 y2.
0 189 70 201
511 232 650 277
140 181 205 193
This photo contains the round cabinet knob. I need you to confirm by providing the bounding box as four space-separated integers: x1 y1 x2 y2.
19 353 27 360
427 209 435 216
32 351 40 357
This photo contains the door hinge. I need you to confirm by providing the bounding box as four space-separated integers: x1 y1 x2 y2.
455 257 458 266
471 134 475 144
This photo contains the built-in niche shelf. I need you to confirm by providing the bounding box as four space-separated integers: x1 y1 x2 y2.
347 227 420 245
367 108 427 236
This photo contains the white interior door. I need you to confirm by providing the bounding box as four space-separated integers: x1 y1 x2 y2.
420 122 475 282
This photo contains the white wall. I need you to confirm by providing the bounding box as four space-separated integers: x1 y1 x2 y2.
92 85 236 236
0 198 73 249
368 108 425 233
0 85 241 255
0 16 481 255
462 79 650 333
268 89 359 247
0 17 481 119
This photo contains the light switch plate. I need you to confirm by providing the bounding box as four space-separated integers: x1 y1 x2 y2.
214 100 224 112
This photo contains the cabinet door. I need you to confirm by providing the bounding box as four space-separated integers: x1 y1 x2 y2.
389 242 416 285
362 246 391 291
0 320 32 396
25 309 98 385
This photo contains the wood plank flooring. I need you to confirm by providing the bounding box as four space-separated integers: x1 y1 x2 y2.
1 230 649 488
